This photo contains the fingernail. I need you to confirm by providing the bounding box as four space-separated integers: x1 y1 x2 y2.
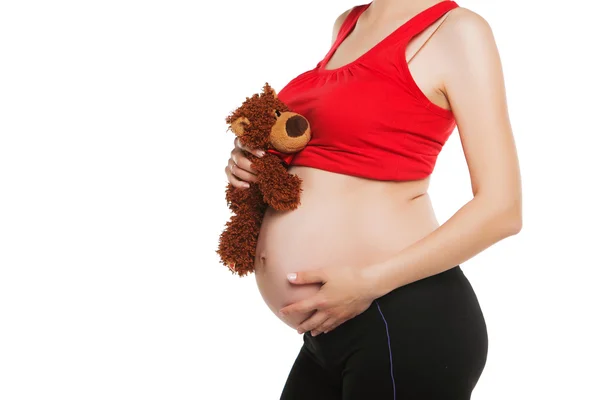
287 273 296 281
243 182 250 188
256 150 265 157
297 329 303 334
311 331 316 337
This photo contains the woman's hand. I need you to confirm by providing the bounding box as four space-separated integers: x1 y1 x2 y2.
225 137 265 188
278 265 380 337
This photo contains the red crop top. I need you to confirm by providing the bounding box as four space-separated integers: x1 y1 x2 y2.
268 0 459 181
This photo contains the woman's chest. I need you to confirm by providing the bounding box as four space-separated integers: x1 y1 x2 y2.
277 70 416 143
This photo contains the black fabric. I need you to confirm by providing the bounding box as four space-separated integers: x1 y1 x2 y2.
280 265 488 400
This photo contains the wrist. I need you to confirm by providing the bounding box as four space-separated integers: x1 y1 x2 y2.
360 260 396 299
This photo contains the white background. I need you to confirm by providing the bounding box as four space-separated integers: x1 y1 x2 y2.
1 0 598 399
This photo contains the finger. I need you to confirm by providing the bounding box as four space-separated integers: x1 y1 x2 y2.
224 166 250 189
228 158 258 183
279 295 324 317
322 317 345 334
234 137 265 158
296 311 329 334
231 150 260 177
310 318 333 336
287 269 327 285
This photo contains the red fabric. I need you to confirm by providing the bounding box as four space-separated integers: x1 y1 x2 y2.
276 0 459 181
266 148 295 166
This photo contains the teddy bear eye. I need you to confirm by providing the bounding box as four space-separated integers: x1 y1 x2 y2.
274 109 281 118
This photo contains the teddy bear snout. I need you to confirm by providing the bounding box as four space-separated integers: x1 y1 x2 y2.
285 115 309 138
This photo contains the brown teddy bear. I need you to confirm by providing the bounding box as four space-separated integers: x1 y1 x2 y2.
216 83 311 277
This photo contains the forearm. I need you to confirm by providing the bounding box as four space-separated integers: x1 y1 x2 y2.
364 194 522 298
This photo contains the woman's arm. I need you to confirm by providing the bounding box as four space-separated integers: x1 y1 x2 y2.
365 7 522 298
279 8 522 336
279 7 521 336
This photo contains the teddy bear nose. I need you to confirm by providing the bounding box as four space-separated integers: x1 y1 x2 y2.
285 115 308 138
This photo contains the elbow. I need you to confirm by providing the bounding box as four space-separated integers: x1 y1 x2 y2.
497 200 523 236
507 212 522 235
506 195 523 235
481 194 522 237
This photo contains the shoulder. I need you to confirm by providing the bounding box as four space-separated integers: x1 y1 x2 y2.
436 6 507 116
433 5 502 86
330 7 355 45
439 6 496 54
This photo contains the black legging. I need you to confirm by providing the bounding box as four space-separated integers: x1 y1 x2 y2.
280 265 488 399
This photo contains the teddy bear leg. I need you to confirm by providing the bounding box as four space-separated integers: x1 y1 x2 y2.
217 183 267 276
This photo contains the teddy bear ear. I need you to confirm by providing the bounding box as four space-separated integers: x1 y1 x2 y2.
263 82 277 99
230 117 250 137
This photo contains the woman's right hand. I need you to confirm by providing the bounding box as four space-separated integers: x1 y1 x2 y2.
225 137 265 189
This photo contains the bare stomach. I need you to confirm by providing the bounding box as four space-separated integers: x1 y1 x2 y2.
254 166 441 329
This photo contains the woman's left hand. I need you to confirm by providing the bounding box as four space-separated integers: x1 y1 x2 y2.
278 265 380 336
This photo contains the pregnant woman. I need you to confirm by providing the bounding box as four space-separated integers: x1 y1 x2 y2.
225 0 522 398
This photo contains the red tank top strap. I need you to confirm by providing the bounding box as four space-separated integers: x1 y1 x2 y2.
317 2 459 69
335 4 369 43
397 1 459 45
317 4 370 68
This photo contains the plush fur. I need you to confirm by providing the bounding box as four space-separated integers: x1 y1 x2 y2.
217 83 311 277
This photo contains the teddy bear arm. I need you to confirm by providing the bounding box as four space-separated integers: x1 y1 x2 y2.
253 155 302 211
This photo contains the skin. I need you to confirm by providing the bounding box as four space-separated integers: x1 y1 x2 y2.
226 0 522 336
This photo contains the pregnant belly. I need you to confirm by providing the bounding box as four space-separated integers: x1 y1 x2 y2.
253 166 440 329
